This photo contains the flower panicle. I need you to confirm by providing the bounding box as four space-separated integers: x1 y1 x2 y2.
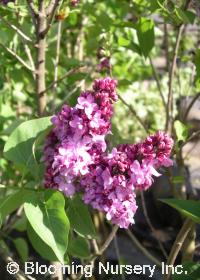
43 77 173 228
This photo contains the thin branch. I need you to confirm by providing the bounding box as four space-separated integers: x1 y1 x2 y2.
114 236 125 280
75 225 119 280
26 0 37 14
149 56 167 114
183 141 198 160
44 0 61 35
164 0 191 132
182 223 196 262
51 262 63 280
0 43 34 72
9 10 36 79
54 21 62 87
126 230 162 267
165 24 184 133
181 130 200 148
0 16 33 43
0 245 36 280
0 15 35 78
52 20 62 111
162 218 194 280
118 95 148 134
35 0 47 116
41 66 83 95
91 239 99 255
183 92 200 121
164 22 170 73
56 66 95 109
24 44 36 79
140 191 168 259
4 206 23 232
63 79 87 100
98 225 119 256
26 0 38 28
46 0 60 16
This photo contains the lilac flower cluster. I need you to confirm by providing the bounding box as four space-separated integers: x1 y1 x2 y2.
97 47 111 72
81 131 173 228
81 148 138 228
43 77 117 197
70 0 80 6
43 77 173 228
117 131 174 190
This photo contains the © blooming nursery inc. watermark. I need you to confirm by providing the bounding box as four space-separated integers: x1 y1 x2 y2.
43 77 174 229
6 261 189 278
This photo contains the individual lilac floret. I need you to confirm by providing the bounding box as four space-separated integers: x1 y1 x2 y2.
130 160 161 190
43 77 118 196
81 149 138 228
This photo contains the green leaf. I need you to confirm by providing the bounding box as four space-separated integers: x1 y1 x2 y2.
172 262 200 280
68 236 90 259
66 195 96 238
24 189 70 263
176 9 196 24
174 120 188 142
13 238 28 262
114 21 136 29
126 42 141 55
0 189 32 220
96 13 113 30
118 37 130 47
12 214 27 232
27 222 58 262
3 117 52 168
160 199 200 224
136 17 155 57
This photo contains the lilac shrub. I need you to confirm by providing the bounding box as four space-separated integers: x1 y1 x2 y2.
43 77 173 228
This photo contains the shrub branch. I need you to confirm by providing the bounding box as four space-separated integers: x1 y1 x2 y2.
162 218 194 280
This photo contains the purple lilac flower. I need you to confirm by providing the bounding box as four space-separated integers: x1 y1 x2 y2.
81 148 138 228
71 0 80 6
96 47 111 72
81 131 173 227
117 131 174 190
43 77 118 197
43 78 173 228
130 160 161 191
97 58 111 72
